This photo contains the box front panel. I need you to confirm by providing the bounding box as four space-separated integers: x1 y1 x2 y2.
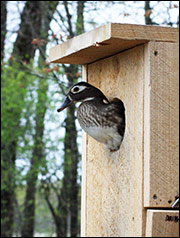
84 45 145 237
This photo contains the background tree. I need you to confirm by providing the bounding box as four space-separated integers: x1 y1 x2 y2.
16 2 59 237
2 1 58 237
41 2 85 236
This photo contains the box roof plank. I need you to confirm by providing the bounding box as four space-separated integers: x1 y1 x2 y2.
49 23 179 65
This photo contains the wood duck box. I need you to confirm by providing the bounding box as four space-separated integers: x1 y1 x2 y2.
50 23 179 237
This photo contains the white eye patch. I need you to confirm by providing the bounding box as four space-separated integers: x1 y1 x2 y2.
71 85 87 94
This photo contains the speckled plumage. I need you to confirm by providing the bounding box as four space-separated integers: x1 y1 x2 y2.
57 82 125 152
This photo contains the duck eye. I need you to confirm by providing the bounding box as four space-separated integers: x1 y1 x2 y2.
72 86 79 93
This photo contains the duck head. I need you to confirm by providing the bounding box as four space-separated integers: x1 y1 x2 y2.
57 82 109 112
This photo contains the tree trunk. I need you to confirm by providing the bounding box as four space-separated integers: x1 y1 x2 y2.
76 1 85 34
1 2 14 237
12 1 42 63
41 2 85 236
21 2 58 236
70 3 85 236
144 1 154 25
61 2 85 236
6 2 41 237
1 1 7 61
1 142 16 237
21 79 48 237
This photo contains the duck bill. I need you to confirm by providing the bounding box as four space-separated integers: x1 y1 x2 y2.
57 96 74 112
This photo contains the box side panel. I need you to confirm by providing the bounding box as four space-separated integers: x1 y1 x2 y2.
144 42 179 207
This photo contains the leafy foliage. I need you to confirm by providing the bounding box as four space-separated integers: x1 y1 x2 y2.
2 61 31 145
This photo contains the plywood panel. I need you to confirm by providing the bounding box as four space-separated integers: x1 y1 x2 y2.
84 45 146 237
146 210 179 237
144 42 179 207
49 23 179 64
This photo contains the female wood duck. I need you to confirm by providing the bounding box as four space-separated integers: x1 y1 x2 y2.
57 82 125 152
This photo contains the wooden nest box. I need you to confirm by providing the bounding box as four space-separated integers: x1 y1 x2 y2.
50 23 179 237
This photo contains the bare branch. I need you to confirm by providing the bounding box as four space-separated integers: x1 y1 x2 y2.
63 1 74 37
